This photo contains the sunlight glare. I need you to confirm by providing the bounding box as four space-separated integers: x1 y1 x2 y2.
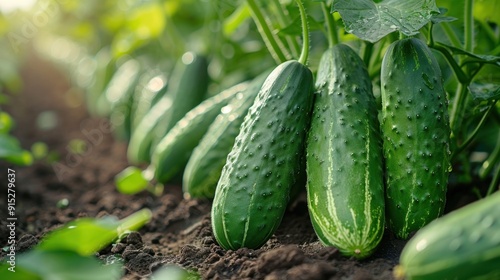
0 0 36 13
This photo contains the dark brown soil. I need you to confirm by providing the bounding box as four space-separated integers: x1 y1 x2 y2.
0 50 407 279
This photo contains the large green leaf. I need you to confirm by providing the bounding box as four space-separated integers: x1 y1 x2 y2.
0 250 122 280
332 0 439 42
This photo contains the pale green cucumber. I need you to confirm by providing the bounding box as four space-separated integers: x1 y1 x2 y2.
152 82 249 184
127 52 209 164
182 71 269 199
395 191 500 280
306 44 385 259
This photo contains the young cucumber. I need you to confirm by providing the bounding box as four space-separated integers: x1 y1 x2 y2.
151 81 249 184
381 38 451 240
306 44 385 259
211 61 314 250
182 71 269 199
395 191 500 280
127 52 209 164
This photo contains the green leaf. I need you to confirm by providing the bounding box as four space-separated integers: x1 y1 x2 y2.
332 0 439 43
0 134 33 166
0 111 13 134
115 166 150 195
277 16 323 37
37 209 152 255
150 265 199 280
0 250 122 280
430 8 457 24
468 83 500 102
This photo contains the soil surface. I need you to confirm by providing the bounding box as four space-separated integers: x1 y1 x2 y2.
1 50 418 279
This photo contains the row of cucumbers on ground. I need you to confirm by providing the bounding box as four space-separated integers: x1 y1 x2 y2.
85 37 498 279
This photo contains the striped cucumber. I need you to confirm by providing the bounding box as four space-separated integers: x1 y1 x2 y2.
211 60 314 250
306 44 385 259
394 191 500 280
183 71 269 199
381 38 451 239
127 52 209 164
152 82 249 184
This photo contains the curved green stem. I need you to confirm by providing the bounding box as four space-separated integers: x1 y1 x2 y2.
486 163 500 196
480 129 500 179
247 0 287 64
321 2 338 48
295 0 309 65
431 45 468 84
449 83 468 135
451 102 496 159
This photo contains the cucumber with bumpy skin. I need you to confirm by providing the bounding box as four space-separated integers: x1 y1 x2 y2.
381 38 451 239
152 81 249 184
183 71 269 199
394 191 500 280
127 52 209 164
306 44 385 259
211 60 314 250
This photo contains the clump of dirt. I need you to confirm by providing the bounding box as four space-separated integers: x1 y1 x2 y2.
0 50 403 279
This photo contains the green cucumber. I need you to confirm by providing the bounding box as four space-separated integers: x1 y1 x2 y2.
130 69 169 135
98 58 142 140
211 60 314 250
381 38 451 239
183 71 269 199
152 81 249 184
87 47 115 117
395 191 500 280
306 44 385 259
127 52 209 164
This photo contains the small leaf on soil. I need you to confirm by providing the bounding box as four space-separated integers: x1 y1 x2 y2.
115 166 150 195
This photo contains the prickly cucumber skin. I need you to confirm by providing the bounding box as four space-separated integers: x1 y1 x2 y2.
381 38 451 240
306 44 385 259
396 191 500 280
183 72 269 199
152 82 249 184
211 61 314 250
127 53 209 164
